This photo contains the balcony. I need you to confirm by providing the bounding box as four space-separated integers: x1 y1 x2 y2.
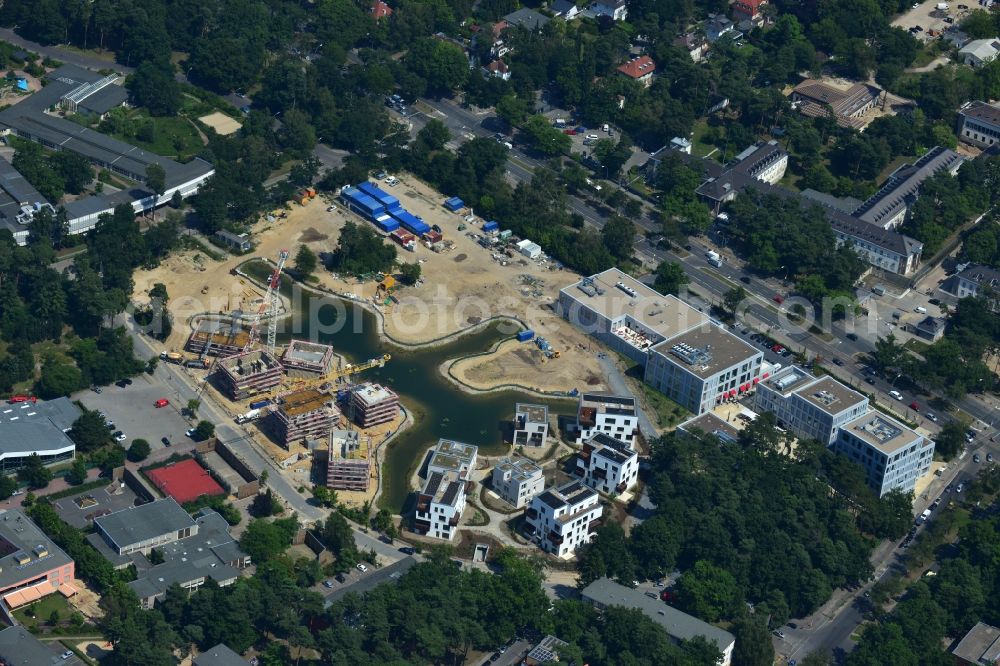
547 530 563 545
526 508 538 520
616 481 627 494
414 518 431 534
588 519 601 533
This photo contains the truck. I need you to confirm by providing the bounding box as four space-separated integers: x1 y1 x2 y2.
184 359 208 369
705 250 721 262
160 351 184 364
236 408 262 424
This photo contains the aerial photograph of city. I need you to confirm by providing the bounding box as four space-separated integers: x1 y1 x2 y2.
0 0 998 664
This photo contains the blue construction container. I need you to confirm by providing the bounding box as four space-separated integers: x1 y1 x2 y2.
248 399 272 410
372 214 400 233
517 330 535 342
340 187 385 220
357 181 402 212
443 196 464 212
390 208 430 236
482 220 499 233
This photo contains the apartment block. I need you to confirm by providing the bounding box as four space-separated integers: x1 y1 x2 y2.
525 480 602 558
414 471 467 540
513 403 549 447
753 366 869 445
427 439 478 479
326 430 370 491
214 350 283 400
349 383 400 428
833 412 934 497
958 100 1000 148
281 339 335 377
576 433 638 496
492 457 544 508
575 393 640 445
0 509 75 610
645 325 763 415
272 388 340 447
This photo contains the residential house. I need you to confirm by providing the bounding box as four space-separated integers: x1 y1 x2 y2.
957 100 1000 148
0 509 75 610
503 8 550 31
753 366 869 444
617 55 656 87
576 433 639 496
670 136 692 153
573 392 640 445
589 0 628 20
550 0 581 18
705 15 739 42
414 471 467 540
581 578 736 666
513 403 549 447
948 264 1000 299
492 457 545 508
484 59 511 80
426 439 478 478
371 0 393 21
959 38 1000 67
525 480 602 557
194 644 249 666
674 32 708 62
732 0 767 24
914 315 946 342
832 412 934 497
952 622 1000 666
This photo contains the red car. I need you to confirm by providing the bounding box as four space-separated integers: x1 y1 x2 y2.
7 395 35 404
773 294 784 304
771 344 785 353
910 402 919 412
154 398 169 408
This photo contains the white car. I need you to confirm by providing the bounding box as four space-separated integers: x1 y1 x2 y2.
889 390 903 400
356 563 369 573
114 432 127 442
384 176 399 186
586 133 599 140
326 205 337 212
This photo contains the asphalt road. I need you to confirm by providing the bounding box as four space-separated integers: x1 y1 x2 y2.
0 28 132 74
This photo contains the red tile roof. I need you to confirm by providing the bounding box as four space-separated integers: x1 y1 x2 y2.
372 0 393 19
617 56 656 79
487 59 509 74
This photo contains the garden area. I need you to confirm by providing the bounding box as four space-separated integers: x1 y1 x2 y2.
12 593 98 637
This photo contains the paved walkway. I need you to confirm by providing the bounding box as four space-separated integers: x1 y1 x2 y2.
596 353 658 437
0 28 132 74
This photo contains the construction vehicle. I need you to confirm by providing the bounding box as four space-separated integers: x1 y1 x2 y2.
160 351 184 364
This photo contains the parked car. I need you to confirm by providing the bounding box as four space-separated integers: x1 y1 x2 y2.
114 431 127 442
154 398 169 408
846 333 858 341
974 453 981 463
956 483 964 493
773 294 784 304
161 437 171 447
771 344 785 353
740 275 751 284
336 573 348 583
926 412 937 422
91 385 102 394
384 176 399 186
323 580 334 588
186 428 196 438
357 563 369 573
988 453 994 462
889 390 903 400
910 401 920 411
399 546 416 555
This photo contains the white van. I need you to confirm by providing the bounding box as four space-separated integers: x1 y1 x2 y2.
914 306 927 314
889 390 903 400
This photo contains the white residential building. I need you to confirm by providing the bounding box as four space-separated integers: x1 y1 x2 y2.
644 324 764 415
575 393 640 445
753 366 869 445
833 412 934 497
426 439 478 479
525 480 602 558
513 403 549 447
414 471 467 540
957 100 1000 148
492 457 545 508
589 0 627 20
950 264 1000 300
576 433 638 496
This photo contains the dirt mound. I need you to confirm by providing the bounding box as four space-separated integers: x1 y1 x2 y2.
453 253 467 262
300 227 329 243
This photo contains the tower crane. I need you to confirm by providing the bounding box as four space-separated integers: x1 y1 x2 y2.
254 354 392 405
245 249 289 356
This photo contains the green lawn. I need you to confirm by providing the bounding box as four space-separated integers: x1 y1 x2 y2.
108 114 203 160
13 594 74 631
690 119 718 159
640 383 690 430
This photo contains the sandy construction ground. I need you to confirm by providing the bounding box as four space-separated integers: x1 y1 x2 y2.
198 111 241 135
132 172 603 391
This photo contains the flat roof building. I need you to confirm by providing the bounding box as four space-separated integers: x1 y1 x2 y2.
833 411 933 497
492 457 545 508
281 339 335 377
93 497 197 557
427 439 478 479
525 480 602 558
214 349 283 400
677 412 740 444
326 429 370 491
952 621 1000 666
0 509 75 610
271 389 340 447
524 635 569 666
576 433 638 497
0 625 84 665
185 321 250 357
575 393 640 445
753 366 869 445
791 79 881 130
581 577 735 666
513 403 549 448
0 397 80 473
348 383 400 428
957 100 1000 148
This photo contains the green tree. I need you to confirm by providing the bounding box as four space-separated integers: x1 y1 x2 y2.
193 420 215 441
65 457 88 485
145 163 166 221
186 398 200 418
250 489 283 517
676 560 741 623
523 115 571 156
872 333 905 374
68 410 111 453
0 474 16 500
128 60 182 117
18 454 52 489
935 420 969 460
50 151 94 194
127 439 151 462
37 359 83 399
653 261 690 295
731 614 775 666
239 517 298 563
724 286 748 317
601 216 635 260
294 244 318 278
328 221 397 275
398 262 421 286
415 119 451 151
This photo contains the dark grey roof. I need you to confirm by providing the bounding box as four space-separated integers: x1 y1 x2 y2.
504 8 550 29
526 635 569 663
852 147 965 227
536 490 562 510
952 622 1000 664
0 158 47 206
0 509 74 593
0 397 80 431
958 264 1000 288
323 556 417 606
588 433 635 465
551 0 577 14
960 100 1000 127
77 84 128 116
0 625 66 666
46 64 105 87
916 316 946 333
95 497 196 551
441 479 463 507
193 644 248 666
582 577 735 652
423 471 445 498
0 421 76 459
800 188 862 215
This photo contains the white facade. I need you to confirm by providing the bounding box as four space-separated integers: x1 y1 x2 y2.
513 403 549 447
753 367 869 445
492 457 545 508
575 393 639 445
415 471 467 540
577 433 638 496
426 439 478 479
958 101 1000 148
526 480 602 558
832 412 934 497
516 239 542 259
959 38 1000 67
589 0 627 20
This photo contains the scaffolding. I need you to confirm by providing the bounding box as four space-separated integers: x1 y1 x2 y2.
214 349 284 400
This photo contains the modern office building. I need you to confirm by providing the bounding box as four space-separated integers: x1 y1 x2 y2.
348 383 400 428
426 439 478 479
0 509 75 610
525 480 602 558
0 396 80 472
513 403 549 447
576 433 639 496
581 578 735 666
491 457 545 508
414 471 467 541
574 393 640 445
833 412 934 497
753 366 869 444
644 324 764 415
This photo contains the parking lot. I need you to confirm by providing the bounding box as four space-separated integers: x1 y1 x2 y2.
892 0 972 40
76 377 193 453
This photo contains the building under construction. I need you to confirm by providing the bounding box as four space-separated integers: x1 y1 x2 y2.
281 340 336 378
271 388 340 447
348 383 400 428
325 429 371 491
215 350 283 400
185 321 249 357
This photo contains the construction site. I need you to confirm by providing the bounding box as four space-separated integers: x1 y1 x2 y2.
269 388 341 447
348 383 400 428
215 349 283 400
281 339 336 377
